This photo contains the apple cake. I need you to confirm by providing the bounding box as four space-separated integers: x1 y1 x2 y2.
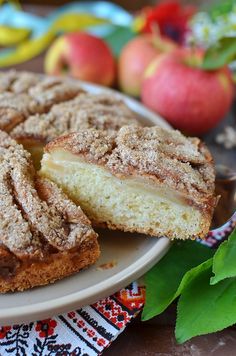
40 125 217 239
0 130 99 293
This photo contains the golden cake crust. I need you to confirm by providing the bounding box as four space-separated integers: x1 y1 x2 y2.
0 238 99 293
0 130 99 292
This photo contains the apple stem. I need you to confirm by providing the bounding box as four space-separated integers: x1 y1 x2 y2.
188 39 200 67
151 23 163 50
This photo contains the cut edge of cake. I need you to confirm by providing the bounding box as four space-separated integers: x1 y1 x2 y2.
40 126 217 240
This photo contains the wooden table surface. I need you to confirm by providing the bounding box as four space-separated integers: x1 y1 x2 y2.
8 4 236 356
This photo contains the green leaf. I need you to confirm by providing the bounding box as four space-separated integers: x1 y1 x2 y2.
208 0 234 20
175 258 212 295
104 26 136 57
176 258 236 343
142 241 214 321
211 228 236 285
202 37 236 70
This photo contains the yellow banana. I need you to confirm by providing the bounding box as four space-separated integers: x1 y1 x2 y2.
0 25 30 46
52 13 109 32
0 31 54 67
0 13 110 67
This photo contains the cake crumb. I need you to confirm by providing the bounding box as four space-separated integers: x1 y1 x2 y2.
97 260 117 270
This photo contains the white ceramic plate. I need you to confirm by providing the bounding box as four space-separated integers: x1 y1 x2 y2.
0 81 171 325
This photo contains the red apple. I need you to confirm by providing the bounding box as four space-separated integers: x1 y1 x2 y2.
118 34 176 96
141 49 234 135
45 32 116 87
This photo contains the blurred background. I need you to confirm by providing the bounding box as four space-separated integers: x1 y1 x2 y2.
21 0 214 10
0 0 235 158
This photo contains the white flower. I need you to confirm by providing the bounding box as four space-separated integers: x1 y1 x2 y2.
189 8 236 48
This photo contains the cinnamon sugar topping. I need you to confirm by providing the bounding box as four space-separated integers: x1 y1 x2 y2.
0 70 40 93
12 93 139 143
0 130 97 261
0 71 138 143
28 77 83 108
0 71 83 134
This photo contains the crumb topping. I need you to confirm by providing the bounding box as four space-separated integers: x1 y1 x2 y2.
0 92 37 116
0 70 18 92
0 107 24 132
0 71 137 143
12 113 70 143
0 163 42 259
36 176 94 247
0 70 40 93
0 71 84 134
0 130 96 260
51 93 135 114
12 93 139 143
50 129 116 162
0 92 45 132
12 72 40 93
28 77 83 108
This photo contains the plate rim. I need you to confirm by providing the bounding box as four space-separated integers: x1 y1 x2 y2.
0 238 170 324
0 78 172 325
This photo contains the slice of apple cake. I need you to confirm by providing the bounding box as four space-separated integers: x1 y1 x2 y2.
40 125 217 239
0 130 99 293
